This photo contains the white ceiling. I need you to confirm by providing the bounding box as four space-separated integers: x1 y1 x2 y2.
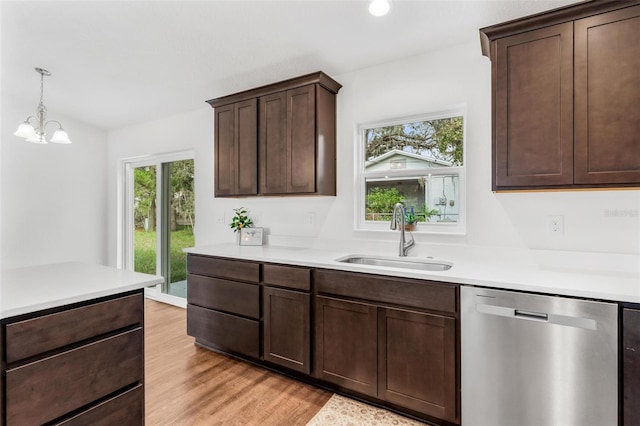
2 0 579 131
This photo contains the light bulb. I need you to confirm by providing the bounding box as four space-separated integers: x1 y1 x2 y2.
369 0 391 17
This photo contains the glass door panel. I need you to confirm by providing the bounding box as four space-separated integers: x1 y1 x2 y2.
133 165 157 276
162 159 195 298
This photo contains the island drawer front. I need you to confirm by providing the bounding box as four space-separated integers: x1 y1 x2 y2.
5 328 143 426
263 264 311 291
314 269 458 314
187 304 259 359
5 292 143 364
188 255 260 283
55 384 143 426
188 274 260 319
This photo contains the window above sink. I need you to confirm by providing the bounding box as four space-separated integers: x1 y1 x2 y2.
354 107 467 235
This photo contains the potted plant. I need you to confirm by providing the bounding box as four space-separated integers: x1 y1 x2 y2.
230 207 253 243
404 207 418 231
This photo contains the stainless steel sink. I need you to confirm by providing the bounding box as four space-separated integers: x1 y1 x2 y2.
336 255 452 271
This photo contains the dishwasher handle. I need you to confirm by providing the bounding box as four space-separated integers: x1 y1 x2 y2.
475 303 597 330
514 309 548 321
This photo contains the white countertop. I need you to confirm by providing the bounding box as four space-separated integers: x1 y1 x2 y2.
0 262 164 319
185 244 640 304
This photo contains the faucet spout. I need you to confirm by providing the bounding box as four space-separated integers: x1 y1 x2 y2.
390 203 415 257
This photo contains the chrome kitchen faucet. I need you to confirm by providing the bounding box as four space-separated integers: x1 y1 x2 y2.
390 203 415 257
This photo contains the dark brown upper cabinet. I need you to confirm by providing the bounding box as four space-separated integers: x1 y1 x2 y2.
574 6 640 185
214 99 258 196
481 1 640 191
207 72 341 197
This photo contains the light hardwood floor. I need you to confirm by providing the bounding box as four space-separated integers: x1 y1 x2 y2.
145 299 332 425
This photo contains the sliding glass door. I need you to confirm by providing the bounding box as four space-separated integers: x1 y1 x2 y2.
124 152 194 301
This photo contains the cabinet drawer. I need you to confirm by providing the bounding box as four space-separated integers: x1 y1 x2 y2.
188 274 259 319
315 269 457 314
55 384 143 426
187 254 260 283
263 264 310 291
5 293 143 364
6 328 143 426
187 304 259 359
188 255 260 283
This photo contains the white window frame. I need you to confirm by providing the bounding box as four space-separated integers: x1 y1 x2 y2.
118 150 194 308
354 107 466 235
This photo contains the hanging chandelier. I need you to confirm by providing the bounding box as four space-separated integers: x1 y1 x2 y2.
13 67 72 144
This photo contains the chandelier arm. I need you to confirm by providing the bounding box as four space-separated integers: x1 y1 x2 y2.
45 120 64 130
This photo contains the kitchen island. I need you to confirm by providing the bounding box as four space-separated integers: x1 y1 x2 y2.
0 262 163 425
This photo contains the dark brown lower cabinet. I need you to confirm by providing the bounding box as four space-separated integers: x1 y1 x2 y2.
186 259 261 360
379 308 457 423
314 295 458 422
1 291 145 426
314 296 378 397
187 256 460 425
623 308 640 426
263 286 310 373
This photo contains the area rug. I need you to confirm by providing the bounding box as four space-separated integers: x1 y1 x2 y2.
306 394 427 425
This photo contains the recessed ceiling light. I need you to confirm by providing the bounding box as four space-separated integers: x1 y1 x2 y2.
369 0 391 17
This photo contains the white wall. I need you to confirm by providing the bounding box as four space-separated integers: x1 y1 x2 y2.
1 94 108 269
106 40 640 269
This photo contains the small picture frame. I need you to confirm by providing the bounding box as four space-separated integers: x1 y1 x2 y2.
240 227 263 246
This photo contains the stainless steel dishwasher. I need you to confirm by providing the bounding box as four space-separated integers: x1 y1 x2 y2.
461 286 618 426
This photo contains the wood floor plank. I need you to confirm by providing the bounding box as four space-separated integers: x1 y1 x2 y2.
145 299 331 425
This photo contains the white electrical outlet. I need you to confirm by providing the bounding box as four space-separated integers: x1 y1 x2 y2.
251 212 261 226
306 212 316 225
215 213 225 224
548 215 564 236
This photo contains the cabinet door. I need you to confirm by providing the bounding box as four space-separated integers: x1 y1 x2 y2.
260 86 316 194
378 308 457 422
287 85 316 193
236 99 258 195
214 103 236 196
494 23 574 189
214 100 257 196
623 308 640 426
574 6 640 185
263 287 310 374
314 296 377 397
259 92 287 194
